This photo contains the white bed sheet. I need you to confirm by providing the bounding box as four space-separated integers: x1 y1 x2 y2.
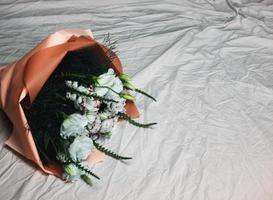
1 0 273 199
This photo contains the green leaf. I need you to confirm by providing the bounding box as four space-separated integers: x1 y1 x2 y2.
44 134 50 150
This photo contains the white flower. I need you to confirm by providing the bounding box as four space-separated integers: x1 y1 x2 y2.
99 112 112 120
65 80 72 87
77 96 83 104
106 97 126 115
77 86 89 94
94 69 124 97
109 77 123 94
85 97 100 112
69 135 94 161
60 113 96 139
72 81 78 89
100 118 117 133
87 116 101 133
66 92 71 99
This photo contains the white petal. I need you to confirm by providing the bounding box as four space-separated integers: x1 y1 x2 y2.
94 87 109 97
100 118 116 133
69 136 94 161
60 114 89 139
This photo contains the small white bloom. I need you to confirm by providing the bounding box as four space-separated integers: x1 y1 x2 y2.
87 116 101 133
86 112 97 123
77 96 83 104
66 92 71 99
99 112 111 120
106 97 126 115
65 80 72 88
72 81 78 89
69 135 94 161
77 86 89 94
100 118 116 133
85 97 99 112
71 93 77 101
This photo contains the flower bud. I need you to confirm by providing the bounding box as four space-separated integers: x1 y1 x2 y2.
72 81 78 89
81 175 92 185
123 82 136 90
77 96 83 104
120 93 135 101
99 112 109 120
118 73 130 83
63 165 74 177
65 80 72 88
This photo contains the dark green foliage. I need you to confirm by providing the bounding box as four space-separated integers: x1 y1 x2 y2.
93 140 132 160
23 45 112 165
118 113 157 128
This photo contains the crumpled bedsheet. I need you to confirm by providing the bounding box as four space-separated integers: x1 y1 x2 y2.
1 0 273 199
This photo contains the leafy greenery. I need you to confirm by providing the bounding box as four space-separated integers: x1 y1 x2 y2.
118 113 157 128
102 33 118 61
67 158 100 180
135 88 157 102
93 140 132 160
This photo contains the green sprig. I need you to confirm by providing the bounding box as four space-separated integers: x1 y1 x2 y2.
118 113 157 128
93 140 132 160
135 88 157 102
67 158 100 180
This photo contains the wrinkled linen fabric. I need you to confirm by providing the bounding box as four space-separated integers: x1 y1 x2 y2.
1 0 273 200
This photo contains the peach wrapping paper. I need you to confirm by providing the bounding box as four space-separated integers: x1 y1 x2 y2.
0 29 139 177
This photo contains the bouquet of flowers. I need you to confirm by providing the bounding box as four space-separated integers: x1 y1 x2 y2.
0 29 156 185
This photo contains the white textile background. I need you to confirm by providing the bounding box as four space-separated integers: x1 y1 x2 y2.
1 0 273 199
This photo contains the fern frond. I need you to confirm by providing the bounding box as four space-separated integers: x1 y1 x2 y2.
135 88 157 102
93 140 132 160
67 158 100 180
118 113 157 128
102 33 119 61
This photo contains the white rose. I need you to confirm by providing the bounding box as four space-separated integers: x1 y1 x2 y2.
94 69 124 97
69 136 94 161
60 113 96 139
85 97 99 112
